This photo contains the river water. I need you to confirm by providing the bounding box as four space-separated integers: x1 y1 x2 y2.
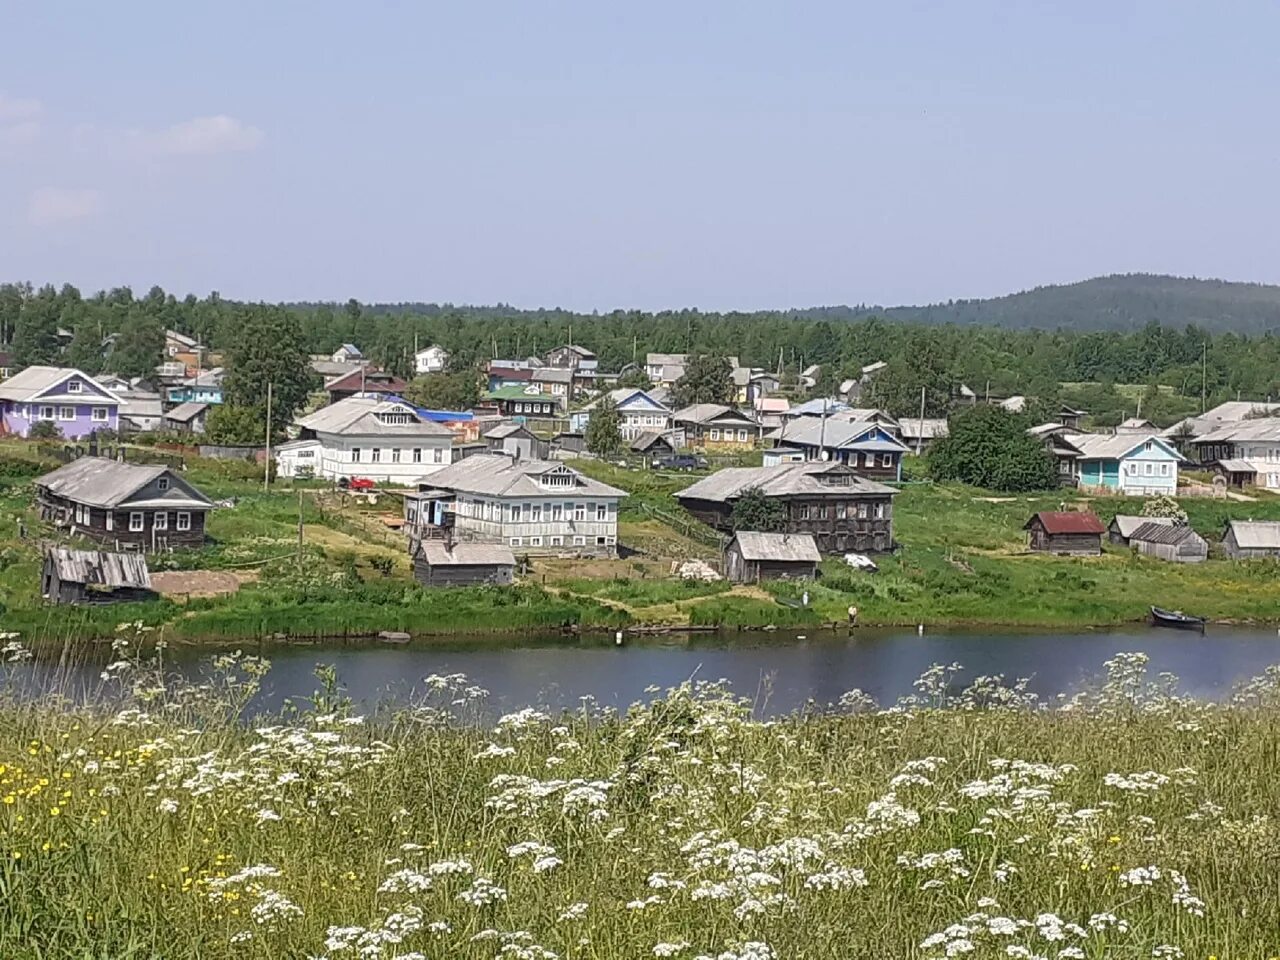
17 625 1280 715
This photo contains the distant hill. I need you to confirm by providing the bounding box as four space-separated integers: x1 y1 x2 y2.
870 274 1280 334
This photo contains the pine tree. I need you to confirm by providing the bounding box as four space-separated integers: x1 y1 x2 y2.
11 284 61 368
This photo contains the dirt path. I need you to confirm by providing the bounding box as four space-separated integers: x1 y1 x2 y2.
152 570 256 599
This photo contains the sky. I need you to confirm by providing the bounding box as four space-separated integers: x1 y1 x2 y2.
4 2 1280 312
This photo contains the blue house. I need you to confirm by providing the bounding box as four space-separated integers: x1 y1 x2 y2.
166 368 224 405
571 388 674 442
768 417 909 482
1071 434 1183 495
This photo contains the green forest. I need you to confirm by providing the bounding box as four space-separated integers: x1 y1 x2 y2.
4 274 1280 427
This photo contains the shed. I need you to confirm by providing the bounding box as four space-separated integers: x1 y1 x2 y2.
1127 521 1208 563
412 541 516 587
630 431 675 455
1108 514 1172 546
41 547 155 605
1214 458 1257 489
725 531 821 583
1024 511 1105 556
1222 520 1280 560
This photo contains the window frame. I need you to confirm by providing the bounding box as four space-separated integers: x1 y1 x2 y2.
58 406 76 421
128 512 144 532
91 406 109 422
176 512 191 532
154 511 168 531
67 381 82 394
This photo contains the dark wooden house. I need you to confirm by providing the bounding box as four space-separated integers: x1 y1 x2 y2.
412 541 515 587
41 547 156 605
35 457 214 550
630 431 676 456
1222 520 1280 560
724 531 820 583
675 461 898 554
1024 511 1105 556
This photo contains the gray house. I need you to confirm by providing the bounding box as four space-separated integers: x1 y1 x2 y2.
1127 522 1208 563
41 547 156 605
1223 520 1280 560
724 531 820 583
412 541 515 587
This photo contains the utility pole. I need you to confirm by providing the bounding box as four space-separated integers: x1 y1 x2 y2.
1201 342 1207 414
263 381 273 493
916 385 926 455
632 335 637 363
818 397 828 461
297 487 304 568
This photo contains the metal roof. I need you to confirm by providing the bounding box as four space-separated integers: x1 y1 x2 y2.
483 422 532 439
1025 511 1106 535
165 401 210 422
295 396 453 438
581 388 671 413
323 367 407 394
1129 521 1203 546
676 461 898 504
672 403 757 426
36 457 213 509
1193 420 1280 445
1202 401 1280 421
1071 433 1183 461
1110 515 1173 539
1225 520 1280 549
731 531 820 563
1216 458 1257 473
44 547 152 589
424 454 626 499
530 367 574 384
0 366 122 404
769 417 909 453
417 541 516 567
899 418 949 440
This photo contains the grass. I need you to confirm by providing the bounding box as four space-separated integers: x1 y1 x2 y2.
1 646 1278 957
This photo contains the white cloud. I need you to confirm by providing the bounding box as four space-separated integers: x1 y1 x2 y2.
151 114 264 156
0 93 42 122
28 187 104 227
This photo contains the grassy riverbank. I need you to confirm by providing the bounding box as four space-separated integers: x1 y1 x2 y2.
1 648 1278 957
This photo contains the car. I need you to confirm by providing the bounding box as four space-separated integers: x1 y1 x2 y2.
652 454 707 471
339 476 376 491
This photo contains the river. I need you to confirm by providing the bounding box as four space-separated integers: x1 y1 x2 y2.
14 625 1280 715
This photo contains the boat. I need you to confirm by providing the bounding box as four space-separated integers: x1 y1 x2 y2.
1150 606 1206 631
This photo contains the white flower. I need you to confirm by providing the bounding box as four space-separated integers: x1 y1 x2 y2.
654 943 691 957
157 797 179 814
458 877 507 907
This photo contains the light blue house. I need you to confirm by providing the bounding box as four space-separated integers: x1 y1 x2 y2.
1072 433 1182 495
571 388 674 442
166 368 224 405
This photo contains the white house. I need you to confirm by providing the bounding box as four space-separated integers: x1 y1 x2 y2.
1072 434 1182 495
276 395 454 484
572 388 673 440
1192 419 1280 489
414 345 450 375
331 343 364 363
404 455 626 557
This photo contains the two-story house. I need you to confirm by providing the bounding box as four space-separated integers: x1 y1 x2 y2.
276 395 454 483
1072 433 1183 495
765 416 908 481
0 366 122 439
572 388 674 441
324 367 408 404
404 455 625 557
1191 419 1280 489
414 345 450 375
672 404 762 448
165 368 225 405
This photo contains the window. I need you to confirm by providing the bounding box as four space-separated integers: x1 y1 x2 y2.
157 477 170 491
874 503 885 519
818 505 829 520
605 536 616 546
91 406 108 421
531 504 543 522
880 454 893 467
105 513 113 531
371 448 382 463
1144 462 1153 476
352 448 362 462
67 381 82 393
38 405 54 421
573 535 586 546
529 536 543 546
574 502 586 521
413 448 422 463
552 503 563 521
510 503 523 522
434 448 444 463
596 536 607 545
129 512 144 532
154 512 168 531
1160 463 1170 476
1145 441 1153 451
550 535 563 546
836 504 847 520
857 503 869 519
510 537 523 546
737 429 748 442
798 504 811 520
59 406 75 421
391 448 401 463
596 503 608 521
176 512 191 531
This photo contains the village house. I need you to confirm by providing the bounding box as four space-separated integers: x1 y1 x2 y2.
41 547 157 605
276 395 454 483
1163 400 1280 455
799 364 821 390
644 353 740 388
724 531 821 583
0 366 122 439
1222 520 1280 560
838 361 886 402
1023 511 1105 556
1071 434 1182 495
672 403 762 448
411 541 515 588
165 367 224 405
765 417 908 481
675 461 898 554
630 431 677 457
1189 419 1280 489
485 384 562 420
116 388 165 433
1115 417 1157 435
414 344 450 375
1127 521 1208 563
529 367 574 409
331 343 364 363
403 455 625 556
1058 404 1087 431
483 422 543 459
899 418 949 454
164 401 210 435
572 388 674 441
0 350 13 380
324 367 409 404
35 457 214 550
1027 423 1085 485
544 344 597 370
753 396 790 432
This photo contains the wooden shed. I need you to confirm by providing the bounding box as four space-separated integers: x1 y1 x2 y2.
1024 511 1105 556
412 541 516 587
1108 514 1172 546
41 547 155 605
1222 520 1280 560
1128 521 1208 563
725 531 821 583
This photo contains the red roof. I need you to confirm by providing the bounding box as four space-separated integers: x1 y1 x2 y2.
325 367 408 394
1026 511 1106 535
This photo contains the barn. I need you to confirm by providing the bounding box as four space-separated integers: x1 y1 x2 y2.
1127 521 1208 563
412 541 516 587
724 531 821 583
1024 511 1106 556
40 547 155 605
1222 520 1280 560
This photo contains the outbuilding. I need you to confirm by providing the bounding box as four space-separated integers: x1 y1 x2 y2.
41 547 155 605
1127 521 1208 563
1024 511 1106 556
724 531 821 583
1108 514 1172 546
1222 520 1280 560
412 541 516 587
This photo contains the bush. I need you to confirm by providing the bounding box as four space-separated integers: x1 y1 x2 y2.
27 420 61 441
928 406 1058 491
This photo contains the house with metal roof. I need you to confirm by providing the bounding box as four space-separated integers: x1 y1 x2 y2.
403 454 626 556
1126 521 1208 563
1108 514 1173 546
331 343 364 363
414 344 450 375
675 461 898 554
165 367 224 405
0 366 122 439
673 403 763 448
277 396 454 483
324 367 408 404
765 417 908 481
35 457 214 549
1071 434 1182 495
572 388 674 441
41 546 157 605
164 401 211 435
485 384 562 419
1188 419 1280 490
899 417 949 454
724 531 820 583
1023 511 1105 555
1222 520 1280 560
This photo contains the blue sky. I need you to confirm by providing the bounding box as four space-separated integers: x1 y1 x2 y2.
3 2 1279 310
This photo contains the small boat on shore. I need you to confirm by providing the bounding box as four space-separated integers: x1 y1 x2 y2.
1150 606 1206 632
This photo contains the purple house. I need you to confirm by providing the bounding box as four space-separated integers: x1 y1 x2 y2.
0 366 122 439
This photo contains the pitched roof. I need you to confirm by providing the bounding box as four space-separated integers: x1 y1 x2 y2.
786 398 848 417
1071 433 1183 461
1216 458 1256 473
899 418 949 440
295 396 453 437
487 385 559 402
165 401 210 423
551 344 596 358
181 367 224 387
582 387 671 412
336 343 363 357
770 417 909 453
483 422 532 439
754 397 790 414
672 403 758 426
1193 419 1280 445
1225 520 1280 549
731 531 821 563
416 541 516 567
1129 521 1203 546
425 455 626 499
165 329 200 349
324 367 408 394
630 430 673 452
530 367 574 384
44 547 151 589
675 461 898 504
1203 400 1280 421
1110 515 1173 539
0 366 122 404
36 458 213 509
1025 511 1105 535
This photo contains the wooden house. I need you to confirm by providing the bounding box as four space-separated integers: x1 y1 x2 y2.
766 417 908 481
1222 520 1280 560
412 541 515 587
1024 511 1105 556
324 367 408 404
1127 522 1208 563
1108 514 1172 546
724 531 820 583
672 404 762 448
630 431 676 456
1027 423 1084 486
483 422 541 459
41 547 156 605
35 458 214 550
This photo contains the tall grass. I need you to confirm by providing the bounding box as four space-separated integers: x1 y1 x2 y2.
1 645 1278 957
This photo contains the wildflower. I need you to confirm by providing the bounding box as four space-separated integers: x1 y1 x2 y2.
557 902 589 921
458 877 507 907
654 943 691 957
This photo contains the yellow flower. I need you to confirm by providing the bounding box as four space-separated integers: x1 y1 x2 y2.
48 807 60 817
1107 835 1121 844
10 851 19 860
2 795 14 805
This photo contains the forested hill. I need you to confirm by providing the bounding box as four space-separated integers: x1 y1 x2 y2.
870 274 1280 334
